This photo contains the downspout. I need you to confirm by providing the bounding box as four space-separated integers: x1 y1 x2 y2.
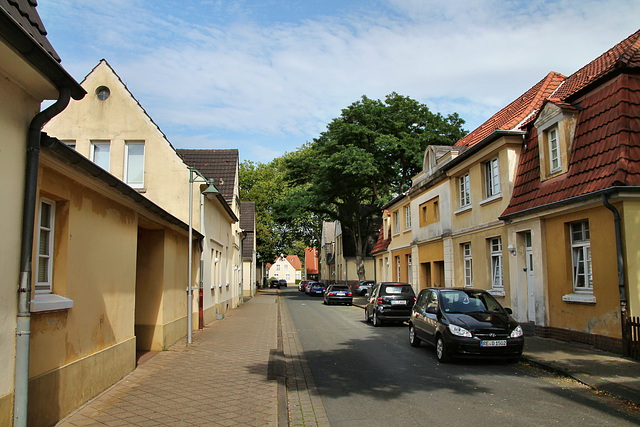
602 194 629 356
240 230 247 302
14 87 72 426
199 193 205 329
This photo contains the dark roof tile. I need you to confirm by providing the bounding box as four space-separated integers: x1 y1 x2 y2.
177 149 239 201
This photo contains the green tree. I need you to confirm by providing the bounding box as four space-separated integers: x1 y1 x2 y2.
281 92 466 280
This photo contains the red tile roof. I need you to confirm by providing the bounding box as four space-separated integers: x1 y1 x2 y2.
286 255 302 270
501 29 640 218
455 72 565 148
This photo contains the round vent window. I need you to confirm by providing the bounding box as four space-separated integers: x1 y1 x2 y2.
96 86 110 101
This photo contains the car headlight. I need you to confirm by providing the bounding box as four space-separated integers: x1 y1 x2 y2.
448 324 472 337
510 325 524 338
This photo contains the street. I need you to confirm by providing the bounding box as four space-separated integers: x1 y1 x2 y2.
281 287 640 426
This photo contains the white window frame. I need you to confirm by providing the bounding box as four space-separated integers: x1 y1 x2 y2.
484 157 501 198
124 141 145 188
549 128 561 172
90 141 111 171
571 221 592 292
405 206 411 230
36 198 55 294
396 256 400 281
459 173 470 208
490 237 503 289
407 255 412 284
394 211 400 235
463 243 473 287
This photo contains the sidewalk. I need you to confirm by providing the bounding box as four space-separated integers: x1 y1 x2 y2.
58 290 282 426
352 295 640 405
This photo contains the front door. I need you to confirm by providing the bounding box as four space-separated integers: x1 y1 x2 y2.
525 232 535 323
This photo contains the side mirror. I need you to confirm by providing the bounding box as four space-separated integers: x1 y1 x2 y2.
505 307 513 314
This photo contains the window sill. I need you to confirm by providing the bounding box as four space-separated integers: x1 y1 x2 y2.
31 294 74 312
454 205 472 215
487 289 505 297
480 194 502 206
562 293 596 304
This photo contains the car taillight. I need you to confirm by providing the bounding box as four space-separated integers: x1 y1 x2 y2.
329 292 335 296
377 297 383 305
348 293 352 296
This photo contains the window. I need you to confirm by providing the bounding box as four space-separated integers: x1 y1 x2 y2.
433 201 439 220
91 141 110 171
96 86 110 101
490 238 503 289
459 173 470 208
405 206 411 229
276 265 280 271
407 255 412 284
36 198 55 294
549 128 561 172
463 243 472 287
484 157 501 198
422 204 428 224
571 221 592 292
284 264 289 270
396 256 400 281
394 211 400 234
125 141 145 188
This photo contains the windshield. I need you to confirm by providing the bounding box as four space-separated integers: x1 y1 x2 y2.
381 285 414 296
440 291 505 314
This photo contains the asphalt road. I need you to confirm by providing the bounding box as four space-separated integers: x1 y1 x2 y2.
281 287 640 426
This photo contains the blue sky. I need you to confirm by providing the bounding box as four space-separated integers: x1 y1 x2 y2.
38 0 639 164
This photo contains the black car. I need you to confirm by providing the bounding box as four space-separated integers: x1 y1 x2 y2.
323 285 353 305
364 282 416 326
278 279 288 288
269 279 280 289
408 288 524 363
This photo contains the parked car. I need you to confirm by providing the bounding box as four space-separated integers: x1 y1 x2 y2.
323 285 353 305
354 280 375 296
408 288 524 363
278 279 288 288
299 280 312 292
269 279 280 289
307 282 326 296
364 282 416 326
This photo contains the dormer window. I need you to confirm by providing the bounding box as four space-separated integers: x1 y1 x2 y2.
534 102 578 181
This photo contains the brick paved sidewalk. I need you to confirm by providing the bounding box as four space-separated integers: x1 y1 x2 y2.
57 291 280 426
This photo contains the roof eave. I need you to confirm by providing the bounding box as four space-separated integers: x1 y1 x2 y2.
0 11 85 100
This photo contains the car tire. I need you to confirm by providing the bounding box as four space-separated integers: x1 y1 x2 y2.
373 312 382 327
409 325 421 347
365 309 371 323
436 336 450 363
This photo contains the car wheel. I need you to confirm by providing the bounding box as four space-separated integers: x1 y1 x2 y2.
373 312 382 327
409 325 421 347
436 336 450 363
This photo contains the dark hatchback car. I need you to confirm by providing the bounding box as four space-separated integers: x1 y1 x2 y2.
365 282 416 326
307 282 326 296
323 285 353 305
278 279 288 288
408 288 524 363
269 279 280 289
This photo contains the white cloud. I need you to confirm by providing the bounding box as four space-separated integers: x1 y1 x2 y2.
38 0 640 162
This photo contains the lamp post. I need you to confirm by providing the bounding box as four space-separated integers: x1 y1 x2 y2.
188 167 218 344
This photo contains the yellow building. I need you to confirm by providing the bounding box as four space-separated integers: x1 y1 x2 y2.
0 1 85 424
321 221 376 286
501 30 640 353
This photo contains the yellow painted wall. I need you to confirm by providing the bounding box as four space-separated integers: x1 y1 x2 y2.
623 199 640 318
0 50 51 426
545 206 622 337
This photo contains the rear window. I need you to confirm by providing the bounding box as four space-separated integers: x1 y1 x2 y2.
331 286 349 291
381 285 414 296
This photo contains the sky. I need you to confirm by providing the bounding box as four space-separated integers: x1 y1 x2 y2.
37 0 639 164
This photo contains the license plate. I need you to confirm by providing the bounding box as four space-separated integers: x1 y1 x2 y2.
391 300 406 305
337 292 345 296
480 340 507 347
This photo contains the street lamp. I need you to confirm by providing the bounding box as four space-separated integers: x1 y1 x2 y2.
188 167 219 344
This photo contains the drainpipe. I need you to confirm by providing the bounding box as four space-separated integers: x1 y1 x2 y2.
602 194 629 356
14 87 72 426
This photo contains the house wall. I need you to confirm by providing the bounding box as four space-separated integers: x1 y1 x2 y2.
43 61 195 230
623 199 640 318
545 205 622 338
0 42 60 424
28 166 138 426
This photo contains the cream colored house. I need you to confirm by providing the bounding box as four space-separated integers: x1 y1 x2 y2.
268 255 302 284
320 221 376 286
44 60 240 329
0 1 85 424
